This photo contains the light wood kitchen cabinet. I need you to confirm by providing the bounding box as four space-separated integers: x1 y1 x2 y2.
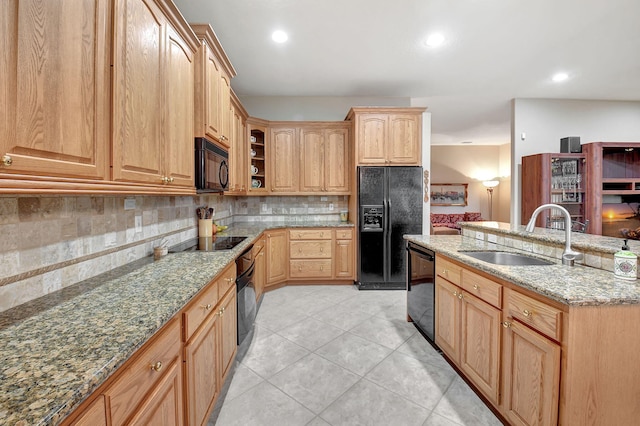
289 229 333 279
103 317 182 425
334 229 355 279
435 260 502 406
266 229 288 286
191 24 236 149
346 107 425 166
1 0 110 181
228 92 248 194
299 125 350 193
69 396 106 426
219 286 237 381
269 127 299 192
112 0 199 188
253 236 266 301
247 118 269 194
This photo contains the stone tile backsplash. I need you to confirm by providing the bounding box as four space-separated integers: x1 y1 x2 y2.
0 194 347 312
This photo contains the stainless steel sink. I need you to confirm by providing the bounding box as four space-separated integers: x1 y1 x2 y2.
458 251 554 266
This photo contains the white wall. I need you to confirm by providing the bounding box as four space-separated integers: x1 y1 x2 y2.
511 99 640 225
238 96 410 120
430 145 509 221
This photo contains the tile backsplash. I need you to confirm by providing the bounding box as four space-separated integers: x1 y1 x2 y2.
0 194 347 312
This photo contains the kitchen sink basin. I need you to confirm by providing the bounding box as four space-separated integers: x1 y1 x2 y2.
458 251 554 266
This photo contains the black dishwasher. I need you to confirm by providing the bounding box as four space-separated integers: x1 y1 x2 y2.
236 244 256 346
406 242 438 348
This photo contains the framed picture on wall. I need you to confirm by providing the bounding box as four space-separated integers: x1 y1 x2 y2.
431 183 468 206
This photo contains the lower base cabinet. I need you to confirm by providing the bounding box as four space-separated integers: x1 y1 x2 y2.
128 359 183 425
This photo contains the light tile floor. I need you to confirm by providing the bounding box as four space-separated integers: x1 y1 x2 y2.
208 285 503 426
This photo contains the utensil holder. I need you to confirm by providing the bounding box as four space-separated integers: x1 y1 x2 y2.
198 219 213 237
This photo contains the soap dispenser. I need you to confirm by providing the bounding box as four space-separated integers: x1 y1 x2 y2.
614 239 638 280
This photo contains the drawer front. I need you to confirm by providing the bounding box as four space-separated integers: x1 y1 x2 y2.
290 240 332 259
106 318 181 425
253 235 266 252
461 269 503 308
437 256 462 286
335 228 354 240
218 263 237 297
289 229 332 240
290 259 333 278
505 288 562 341
183 279 219 341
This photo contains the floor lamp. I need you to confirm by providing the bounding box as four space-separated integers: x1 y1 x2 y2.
483 180 499 220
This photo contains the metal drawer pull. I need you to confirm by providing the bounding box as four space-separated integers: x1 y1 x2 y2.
150 361 163 372
523 309 533 318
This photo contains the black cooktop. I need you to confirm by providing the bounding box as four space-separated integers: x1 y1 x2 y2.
169 236 247 252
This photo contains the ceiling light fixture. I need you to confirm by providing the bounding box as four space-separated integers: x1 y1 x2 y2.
272 30 288 43
461 141 473 144
425 33 445 48
552 72 569 82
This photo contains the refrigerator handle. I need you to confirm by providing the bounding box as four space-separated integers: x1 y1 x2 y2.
384 199 390 234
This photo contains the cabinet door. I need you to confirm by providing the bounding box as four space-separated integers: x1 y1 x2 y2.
460 292 501 405
184 309 219 426
299 128 325 192
1 0 109 180
254 246 266 301
388 114 420 165
324 127 350 192
204 46 222 141
228 105 246 194
435 277 461 363
218 74 231 148
219 288 237 381
126 359 183 426
334 237 354 279
112 0 165 185
502 319 561 426
357 115 387 165
266 230 288 284
269 128 298 192
165 24 195 187
70 396 107 426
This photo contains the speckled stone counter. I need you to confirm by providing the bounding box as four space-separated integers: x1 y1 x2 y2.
0 220 353 426
405 234 640 307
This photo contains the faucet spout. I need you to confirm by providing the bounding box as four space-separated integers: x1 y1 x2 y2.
525 203 583 265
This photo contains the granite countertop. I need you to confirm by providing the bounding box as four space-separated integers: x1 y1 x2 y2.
405 234 640 307
0 220 352 426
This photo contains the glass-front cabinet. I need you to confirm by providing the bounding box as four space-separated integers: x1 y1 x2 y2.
521 153 587 231
247 118 268 193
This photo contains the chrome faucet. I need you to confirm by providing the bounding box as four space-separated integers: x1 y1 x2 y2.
525 203 583 266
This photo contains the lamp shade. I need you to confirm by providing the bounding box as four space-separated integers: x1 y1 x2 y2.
483 180 499 188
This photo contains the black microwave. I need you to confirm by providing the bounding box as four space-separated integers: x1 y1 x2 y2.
195 138 229 193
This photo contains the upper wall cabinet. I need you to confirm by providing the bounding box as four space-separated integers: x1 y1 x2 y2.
299 124 350 193
191 24 236 149
111 0 199 188
1 0 110 181
269 127 299 193
346 107 426 166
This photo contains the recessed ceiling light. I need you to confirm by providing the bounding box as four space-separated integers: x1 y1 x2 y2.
272 30 288 43
425 33 445 48
461 140 473 144
552 72 569 82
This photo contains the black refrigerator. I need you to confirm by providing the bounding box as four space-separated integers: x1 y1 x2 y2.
358 166 423 290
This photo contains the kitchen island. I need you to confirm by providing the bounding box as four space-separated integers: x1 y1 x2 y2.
0 220 352 426
405 222 640 426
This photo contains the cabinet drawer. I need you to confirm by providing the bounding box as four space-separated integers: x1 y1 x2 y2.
335 229 354 240
290 240 332 258
290 260 332 278
105 318 181 425
505 288 562 342
217 263 237 297
437 256 462 285
183 279 219 341
289 229 331 240
253 235 266 252
461 269 502 308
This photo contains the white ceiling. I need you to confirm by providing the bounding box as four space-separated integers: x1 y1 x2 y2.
173 0 640 146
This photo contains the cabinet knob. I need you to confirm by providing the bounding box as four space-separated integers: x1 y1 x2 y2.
202 303 212 310
502 321 512 328
320 265 324 271
442 269 448 275
320 232 324 237
458 293 464 300
150 361 163 372
298 266 302 271
219 307 225 316
473 284 479 290
452 290 458 297
298 248 302 253
2 155 12 166
523 309 533 318
320 247 323 252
